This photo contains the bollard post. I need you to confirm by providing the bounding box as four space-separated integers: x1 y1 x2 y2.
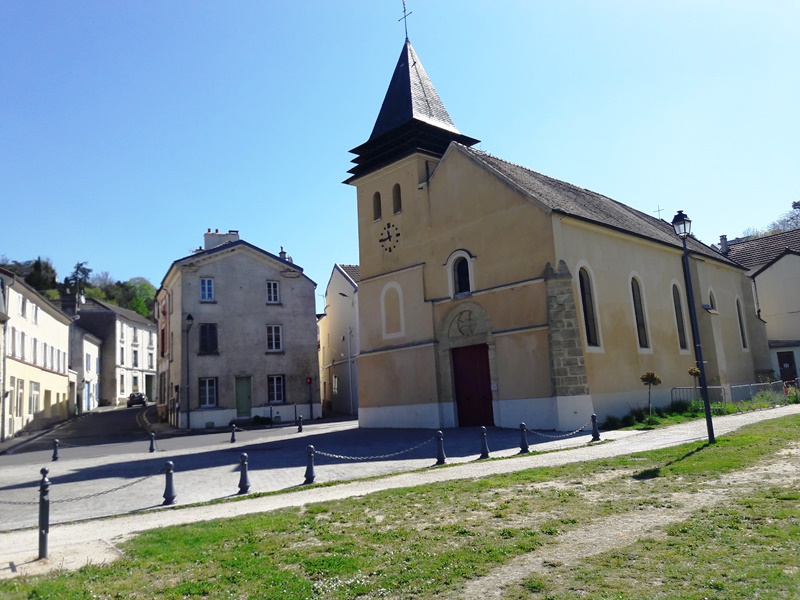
162 461 177 505
238 453 251 494
519 422 530 454
304 445 315 484
149 432 156 453
38 467 50 560
435 430 446 465
297 415 303 433
479 426 490 460
591 414 601 442
52 439 59 462
230 424 237 443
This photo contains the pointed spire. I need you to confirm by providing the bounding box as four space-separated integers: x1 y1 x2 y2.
345 40 478 183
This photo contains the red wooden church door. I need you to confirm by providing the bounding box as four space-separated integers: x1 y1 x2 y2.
451 344 494 427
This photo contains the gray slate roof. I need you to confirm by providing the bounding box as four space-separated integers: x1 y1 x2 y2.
725 228 800 269
81 297 156 326
461 145 739 267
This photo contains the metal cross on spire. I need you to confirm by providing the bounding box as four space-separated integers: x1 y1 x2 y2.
399 0 412 41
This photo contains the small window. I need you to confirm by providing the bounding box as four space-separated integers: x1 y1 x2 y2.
672 285 688 350
579 268 599 347
133 327 139 343
267 375 285 403
119 374 125 395
148 352 154 369
199 377 218 407
266 280 280 304
200 278 215 302
133 350 139 368
199 323 219 354
86 353 91 371
120 345 125 365
266 325 283 352
373 192 382 220
32 305 39 325
736 299 748 349
19 298 27 318
631 278 649 349
454 257 471 295
392 183 402 214
132 375 139 391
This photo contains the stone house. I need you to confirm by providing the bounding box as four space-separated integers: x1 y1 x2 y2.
157 229 319 429
344 39 771 430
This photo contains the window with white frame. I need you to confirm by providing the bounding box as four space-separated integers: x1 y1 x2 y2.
132 375 139 391
86 353 91 371
199 377 218 407
16 380 24 417
266 325 283 352
267 375 284 403
445 250 475 298
120 323 125 340
32 338 38 365
133 350 139 368
266 280 280 304
120 345 125 365
19 297 27 318
332 375 339 396
133 327 139 343
120 374 125 395
29 382 40 415
20 332 26 361
32 305 39 325
148 352 154 369
200 278 214 302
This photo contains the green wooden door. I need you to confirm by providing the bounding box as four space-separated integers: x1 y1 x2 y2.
235 376 252 418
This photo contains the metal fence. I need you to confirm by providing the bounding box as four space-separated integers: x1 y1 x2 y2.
671 381 787 406
729 381 785 403
670 386 727 404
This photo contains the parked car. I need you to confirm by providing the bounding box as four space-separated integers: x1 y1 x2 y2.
127 392 148 408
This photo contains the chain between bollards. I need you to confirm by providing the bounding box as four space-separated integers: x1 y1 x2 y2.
238 453 251 494
519 422 530 454
479 426 490 460
51 439 59 462
304 445 315 484
162 461 176 505
38 467 50 560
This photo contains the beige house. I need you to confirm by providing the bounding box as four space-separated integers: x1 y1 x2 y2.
345 40 771 430
157 229 319 429
318 264 360 415
722 229 800 382
1 267 72 438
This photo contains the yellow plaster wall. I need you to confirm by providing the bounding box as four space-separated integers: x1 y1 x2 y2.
357 344 438 409
754 254 800 341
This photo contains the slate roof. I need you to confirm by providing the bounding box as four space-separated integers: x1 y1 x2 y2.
346 40 478 183
81 297 156 326
724 228 800 269
460 145 740 267
338 264 361 285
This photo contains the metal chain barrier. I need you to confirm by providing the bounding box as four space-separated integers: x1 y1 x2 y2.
523 418 592 440
0 494 39 506
51 472 160 504
315 436 435 461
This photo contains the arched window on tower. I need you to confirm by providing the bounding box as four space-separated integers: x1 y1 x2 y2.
373 192 382 221
392 184 402 214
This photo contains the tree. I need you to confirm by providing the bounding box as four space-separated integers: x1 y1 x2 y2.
640 371 662 415
688 366 700 390
24 257 58 293
741 201 800 238
65 261 92 295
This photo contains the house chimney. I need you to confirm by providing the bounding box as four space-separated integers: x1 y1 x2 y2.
719 235 729 255
279 246 287 261
204 228 241 250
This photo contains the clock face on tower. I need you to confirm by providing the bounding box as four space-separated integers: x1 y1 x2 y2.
378 222 400 253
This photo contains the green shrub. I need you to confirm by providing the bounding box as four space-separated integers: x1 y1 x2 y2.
621 414 636 427
602 415 622 430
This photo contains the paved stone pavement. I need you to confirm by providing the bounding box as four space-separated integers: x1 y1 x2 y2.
1 404 798 580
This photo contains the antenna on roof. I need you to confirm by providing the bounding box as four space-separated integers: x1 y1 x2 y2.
399 0 412 41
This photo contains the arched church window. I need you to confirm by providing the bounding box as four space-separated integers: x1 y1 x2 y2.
579 268 599 347
736 298 748 349
631 277 649 349
454 257 470 295
392 184 402 214
373 192 382 221
672 284 688 350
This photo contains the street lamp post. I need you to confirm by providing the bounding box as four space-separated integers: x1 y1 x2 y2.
671 210 716 444
185 313 194 430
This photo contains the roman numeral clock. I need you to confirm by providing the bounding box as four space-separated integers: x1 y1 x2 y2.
378 222 400 253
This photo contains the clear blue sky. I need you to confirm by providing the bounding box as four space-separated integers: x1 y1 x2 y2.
3 1 798 312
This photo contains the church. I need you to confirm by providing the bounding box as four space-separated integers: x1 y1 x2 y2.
345 39 771 430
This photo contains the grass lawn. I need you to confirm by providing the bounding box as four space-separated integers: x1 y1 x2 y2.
1 415 798 599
